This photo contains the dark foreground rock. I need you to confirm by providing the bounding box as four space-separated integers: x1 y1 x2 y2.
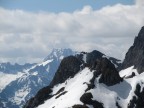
80 92 104 108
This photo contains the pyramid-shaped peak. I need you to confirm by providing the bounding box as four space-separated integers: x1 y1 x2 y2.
43 48 75 61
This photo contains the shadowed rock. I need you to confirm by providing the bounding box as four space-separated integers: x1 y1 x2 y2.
122 26 144 74
97 58 122 86
80 92 104 108
50 56 82 86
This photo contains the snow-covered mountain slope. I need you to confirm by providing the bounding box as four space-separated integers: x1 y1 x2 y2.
0 63 34 92
0 48 75 108
25 61 144 108
36 67 144 108
0 72 24 92
24 50 122 108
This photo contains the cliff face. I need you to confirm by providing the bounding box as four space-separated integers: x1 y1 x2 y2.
50 56 82 87
122 26 144 73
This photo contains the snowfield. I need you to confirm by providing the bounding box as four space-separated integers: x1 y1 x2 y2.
0 72 23 92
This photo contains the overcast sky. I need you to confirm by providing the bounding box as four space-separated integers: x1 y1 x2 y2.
0 0 144 64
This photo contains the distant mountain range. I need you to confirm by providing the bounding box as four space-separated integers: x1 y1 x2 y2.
24 26 144 108
0 48 75 108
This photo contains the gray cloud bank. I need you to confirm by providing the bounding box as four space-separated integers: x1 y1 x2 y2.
0 0 144 64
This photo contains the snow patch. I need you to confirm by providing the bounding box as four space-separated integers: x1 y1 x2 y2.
0 72 23 92
39 59 53 66
119 66 139 78
32 72 38 76
11 85 31 105
59 56 64 60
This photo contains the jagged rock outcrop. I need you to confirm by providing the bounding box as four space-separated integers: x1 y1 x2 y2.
77 50 120 70
122 26 144 73
97 58 122 86
80 92 104 108
76 51 122 86
50 56 82 86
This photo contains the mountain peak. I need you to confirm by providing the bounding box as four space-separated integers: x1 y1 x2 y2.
43 48 75 61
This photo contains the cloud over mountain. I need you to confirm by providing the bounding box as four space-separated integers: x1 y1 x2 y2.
0 0 144 63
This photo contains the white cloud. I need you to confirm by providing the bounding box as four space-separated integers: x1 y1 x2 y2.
136 0 144 6
0 0 144 64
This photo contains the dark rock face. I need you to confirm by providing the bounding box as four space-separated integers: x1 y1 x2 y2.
50 56 82 86
97 58 122 86
80 92 104 108
86 50 104 66
122 26 144 73
128 84 144 108
76 50 120 70
116 102 122 108
80 92 93 104
72 104 89 108
23 86 52 108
